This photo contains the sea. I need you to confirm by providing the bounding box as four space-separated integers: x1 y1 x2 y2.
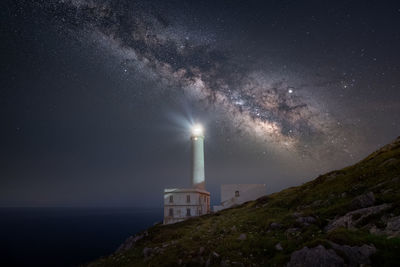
0 207 163 267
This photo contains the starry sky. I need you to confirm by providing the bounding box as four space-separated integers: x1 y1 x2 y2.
1 0 399 207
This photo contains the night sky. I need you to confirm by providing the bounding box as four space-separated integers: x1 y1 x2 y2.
1 0 399 207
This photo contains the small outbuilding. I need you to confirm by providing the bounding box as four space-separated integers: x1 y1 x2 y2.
213 184 266 212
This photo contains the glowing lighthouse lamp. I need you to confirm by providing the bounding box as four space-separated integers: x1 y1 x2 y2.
192 124 203 137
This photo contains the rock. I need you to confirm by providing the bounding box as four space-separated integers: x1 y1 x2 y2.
296 216 317 225
385 215 400 237
311 200 323 207
286 227 301 234
288 243 376 267
287 245 345 267
199 246 205 255
369 224 381 235
238 233 247 240
382 189 393 194
275 242 283 251
116 233 145 253
325 203 391 232
143 247 153 258
371 180 390 190
153 246 162 254
380 158 398 167
329 242 376 266
350 192 375 210
270 222 282 229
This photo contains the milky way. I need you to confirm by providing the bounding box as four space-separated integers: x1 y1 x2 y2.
3 0 400 210
41 0 355 157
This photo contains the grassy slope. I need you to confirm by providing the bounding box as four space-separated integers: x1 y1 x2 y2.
89 137 400 266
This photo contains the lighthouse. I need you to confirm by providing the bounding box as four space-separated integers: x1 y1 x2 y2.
163 124 210 224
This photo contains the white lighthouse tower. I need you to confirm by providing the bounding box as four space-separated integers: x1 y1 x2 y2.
163 124 210 224
191 124 205 190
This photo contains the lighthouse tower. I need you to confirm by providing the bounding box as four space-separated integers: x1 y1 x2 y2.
191 124 205 190
163 124 210 224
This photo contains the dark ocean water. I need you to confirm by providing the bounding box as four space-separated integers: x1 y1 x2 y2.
0 207 163 267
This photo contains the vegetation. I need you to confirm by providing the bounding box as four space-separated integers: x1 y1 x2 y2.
88 136 400 266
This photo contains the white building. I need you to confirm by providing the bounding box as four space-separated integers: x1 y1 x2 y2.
163 124 210 224
213 184 266 212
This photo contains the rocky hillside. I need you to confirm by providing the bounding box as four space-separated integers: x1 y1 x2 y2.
88 137 400 266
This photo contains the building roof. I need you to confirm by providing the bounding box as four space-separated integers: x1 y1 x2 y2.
164 188 210 195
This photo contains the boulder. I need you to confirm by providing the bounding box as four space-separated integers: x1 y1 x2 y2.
350 192 375 210
270 222 282 229
275 242 283 251
385 215 400 237
325 203 391 232
212 251 220 258
287 245 345 267
143 247 153 258
238 233 247 240
329 242 376 266
296 216 317 226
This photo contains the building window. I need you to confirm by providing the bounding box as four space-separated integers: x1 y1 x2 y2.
169 195 173 203
186 195 190 203
235 190 240 197
186 208 191 216
169 208 173 217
